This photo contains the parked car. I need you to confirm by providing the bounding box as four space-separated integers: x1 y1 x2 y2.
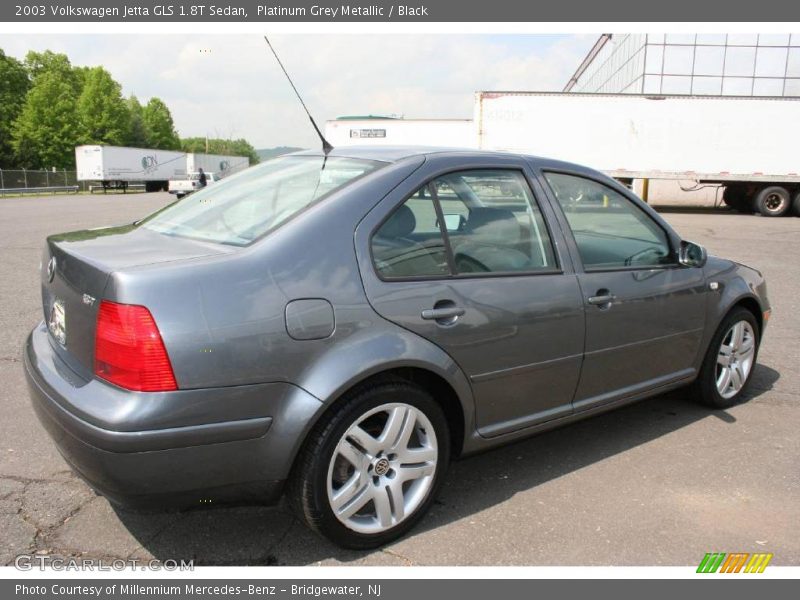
168 171 218 198
24 147 770 549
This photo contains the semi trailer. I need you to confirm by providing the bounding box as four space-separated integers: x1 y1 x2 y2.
75 145 249 193
326 93 800 216
474 91 800 217
185 152 250 176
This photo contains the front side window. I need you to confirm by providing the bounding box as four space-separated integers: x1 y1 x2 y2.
544 172 673 269
143 156 383 246
372 169 557 279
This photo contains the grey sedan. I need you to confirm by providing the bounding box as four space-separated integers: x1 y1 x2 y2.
24 147 770 548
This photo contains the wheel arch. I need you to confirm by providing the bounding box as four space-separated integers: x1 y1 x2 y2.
286 330 476 476
731 295 764 335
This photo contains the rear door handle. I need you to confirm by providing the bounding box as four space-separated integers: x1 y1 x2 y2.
587 294 616 306
421 307 465 321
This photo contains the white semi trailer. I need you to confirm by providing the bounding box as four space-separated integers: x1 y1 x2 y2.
185 152 250 178
75 145 249 193
325 117 475 149
475 92 800 217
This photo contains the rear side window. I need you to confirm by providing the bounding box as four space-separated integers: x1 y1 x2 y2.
544 172 673 269
372 169 557 279
372 188 450 279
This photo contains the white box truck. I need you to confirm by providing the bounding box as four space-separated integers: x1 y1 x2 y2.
75 145 187 192
475 92 800 217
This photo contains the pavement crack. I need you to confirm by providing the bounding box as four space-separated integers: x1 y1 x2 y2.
123 511 192 561
380 547 414 566
257 516 297 565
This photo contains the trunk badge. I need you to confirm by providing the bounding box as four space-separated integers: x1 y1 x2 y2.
46 256 57 282
48 299 66 346
82 294 95 306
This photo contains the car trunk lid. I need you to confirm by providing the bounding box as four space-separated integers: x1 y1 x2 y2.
41 224 233 378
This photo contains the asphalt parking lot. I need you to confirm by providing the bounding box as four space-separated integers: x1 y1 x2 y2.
1 192 798 566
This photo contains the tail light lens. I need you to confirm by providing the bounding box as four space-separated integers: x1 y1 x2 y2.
94 300 177 392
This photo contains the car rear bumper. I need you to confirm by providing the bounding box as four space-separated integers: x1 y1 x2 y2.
24 322 322 508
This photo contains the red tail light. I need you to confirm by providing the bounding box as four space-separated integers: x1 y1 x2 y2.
94 300 177 392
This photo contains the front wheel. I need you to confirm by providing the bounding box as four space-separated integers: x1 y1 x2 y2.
287 381 450 549
692 307 760 409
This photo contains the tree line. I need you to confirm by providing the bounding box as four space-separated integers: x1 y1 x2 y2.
0 48 259 170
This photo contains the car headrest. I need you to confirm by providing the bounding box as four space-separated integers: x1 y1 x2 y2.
465 207 521 245
379 204 417 239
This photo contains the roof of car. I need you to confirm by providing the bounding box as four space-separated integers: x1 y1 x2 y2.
290 145 514 162
288 145 597 176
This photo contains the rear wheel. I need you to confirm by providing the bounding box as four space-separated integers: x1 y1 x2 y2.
287 381 449 549
692 307 760 409
755 186 791 217
792 189 800 217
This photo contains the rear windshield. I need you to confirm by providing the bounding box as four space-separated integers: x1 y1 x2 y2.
143 156 384 246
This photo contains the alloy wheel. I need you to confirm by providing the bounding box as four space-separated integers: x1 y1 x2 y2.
716 320 756 399
326 403 438 534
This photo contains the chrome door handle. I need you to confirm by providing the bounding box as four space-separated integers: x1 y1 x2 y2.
587 294 616 306
421 307 465 321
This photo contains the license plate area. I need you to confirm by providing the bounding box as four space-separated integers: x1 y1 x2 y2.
48 298 66 346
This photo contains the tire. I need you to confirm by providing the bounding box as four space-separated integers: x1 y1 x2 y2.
691 307 760 409
792 189 800 217
287 381 450 549
722 186 752 213
754 186 791 217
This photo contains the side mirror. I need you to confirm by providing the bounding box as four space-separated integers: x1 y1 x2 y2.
438 214 466 232
678 240 707 268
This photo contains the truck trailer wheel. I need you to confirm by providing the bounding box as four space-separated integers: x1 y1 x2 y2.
792 189 800 217
722 186 752 213
755 186 791 217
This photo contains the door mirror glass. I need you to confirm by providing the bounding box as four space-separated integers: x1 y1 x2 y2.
678 240 707 268
440 213 465 232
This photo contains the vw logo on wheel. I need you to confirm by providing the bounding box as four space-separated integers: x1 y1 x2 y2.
373 458 390 476
46 256 57 282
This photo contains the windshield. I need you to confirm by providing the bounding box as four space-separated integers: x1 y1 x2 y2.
143 156 384 246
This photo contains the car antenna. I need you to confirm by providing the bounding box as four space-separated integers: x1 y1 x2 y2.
263 35 333 155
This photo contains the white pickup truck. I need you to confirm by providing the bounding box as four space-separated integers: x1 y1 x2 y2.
168 172 218 198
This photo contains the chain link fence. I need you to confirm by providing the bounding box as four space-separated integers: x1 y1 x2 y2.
0 169 90 196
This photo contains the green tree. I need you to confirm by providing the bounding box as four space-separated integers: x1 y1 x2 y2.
24 50 80 92
76 67 129 145
12 70 80 169
126 95 148 147
142 97 180 150
180 137 260 165
0 49 30 168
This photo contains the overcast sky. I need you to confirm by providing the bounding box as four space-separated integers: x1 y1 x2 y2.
2 34 596 149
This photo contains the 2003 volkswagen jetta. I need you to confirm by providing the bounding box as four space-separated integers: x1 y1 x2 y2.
25 147 770 548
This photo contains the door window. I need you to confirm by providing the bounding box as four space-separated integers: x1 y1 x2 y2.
434 170 556 274
544 172 673 269
372 170 557 279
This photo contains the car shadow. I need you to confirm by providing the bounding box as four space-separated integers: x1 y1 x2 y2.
114 363 780 566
